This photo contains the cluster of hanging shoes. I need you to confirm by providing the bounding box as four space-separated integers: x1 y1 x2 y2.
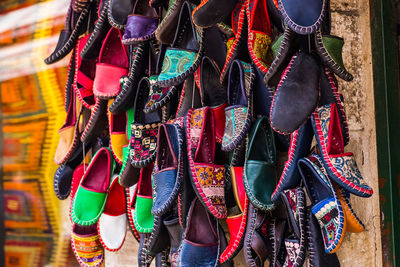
47 0 373 266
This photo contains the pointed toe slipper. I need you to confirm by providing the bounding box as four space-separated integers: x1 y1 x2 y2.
54 164 74 200
222 60 255 151
278 0 326 34
243 116 277 211
298 154 346 253
157 2 204 87
98 175 127 251
144 76 178 113
192 0 237 28
152 123 184 216
93 28 129 99
311 103 373 197
71 224 104 267
270 51 320 134
71 147 116 226
107 0 134 29
119 145 141 187
185 107 227 219
155 0 185 44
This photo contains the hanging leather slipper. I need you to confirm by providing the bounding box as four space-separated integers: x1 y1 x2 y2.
268 217 287 266
164 214 184 267
246 0 273 74
267 0 284 31
108 100 128 164
192 0 237 28
107 0 135 29
98 175 127 251
130 77 162 167
311 102 373 197
243 116 276 211
152 123 184 216
69 165 85 223
278 0 326 34
80 97 108 144
270 51 320 134
126 185 142 241
71 147 116 226
222 60 255 151
315 29 353 81
157 1 204 87
271 120 313 202
155 0 185 44
298 154 346 253
65 50 76 111
122 0 160 44
185 107 227 219
119 145 141 187
93 28 129 99
71 224 104 267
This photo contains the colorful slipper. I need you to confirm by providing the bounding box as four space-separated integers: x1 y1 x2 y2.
263 26 299 88
130 77 162 167
93 28 129 99
157 2 204 87
278 0 326 34
306 207 341 267
311 102 373 197
98 175 127 251
108 100 128 164
222 60 255 151
191 0 236 28
69 165 85 223
133 164 155 233
185 107 227 219
298 154 346 253
81 0 112 60
107 0 134 29
219 166 248 263
243 116 276 211
155 0 185 44
74 36 96 108
152 123 184 215
71 224 104 267
280 188 307 267
122 0 160 44
315 30 353 81
71 147 116 226
270 51 320 134
271 120 313 202
246 0 273 74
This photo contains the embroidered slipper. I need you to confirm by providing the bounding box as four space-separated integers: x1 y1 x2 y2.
270 51 321 134
80 97 108 144
45 3 90 64
263 27 299 88
126 185 141 242
278 0 326 34
267 0 283 31
98 175 127 251
179 197 220 266
152 123 184 216
243 116 276 211
315 29 353 81
107 0 134 29
109 42 148 114
164 214 184 267
306 206 341 267
157 2 204 87
81 0 112 60
119 145 141 187
246 0 273 74
280 188 307 267
243 203 272 266
155 0 185 44
319 66 350 146
185 107 227 219
93 28 129 99
108 100 128 164
219 166 248 263
71 224 104 267
69 165 85 223
220 0 247 84
71 147 116 226
311 102 373 197
222 60 255 151
269 217 287 266
133 164 155 233
122 0 160 44
130 77 162 167
73 36 96 108
54 89 82 165
191 0 237 28
334 184 365 233
271 120 313 202
298 154 346 253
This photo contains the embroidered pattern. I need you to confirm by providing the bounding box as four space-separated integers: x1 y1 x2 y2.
284 189 298 225
158 49 197 82
284 239 301 267
130 123 159 166
248 31 273 70
329 155 370 189
72 231 104 266
222 107 248 147
144 76 176 112
312 198 340 250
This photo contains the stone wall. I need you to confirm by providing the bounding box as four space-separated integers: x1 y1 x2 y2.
103 0 383 265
